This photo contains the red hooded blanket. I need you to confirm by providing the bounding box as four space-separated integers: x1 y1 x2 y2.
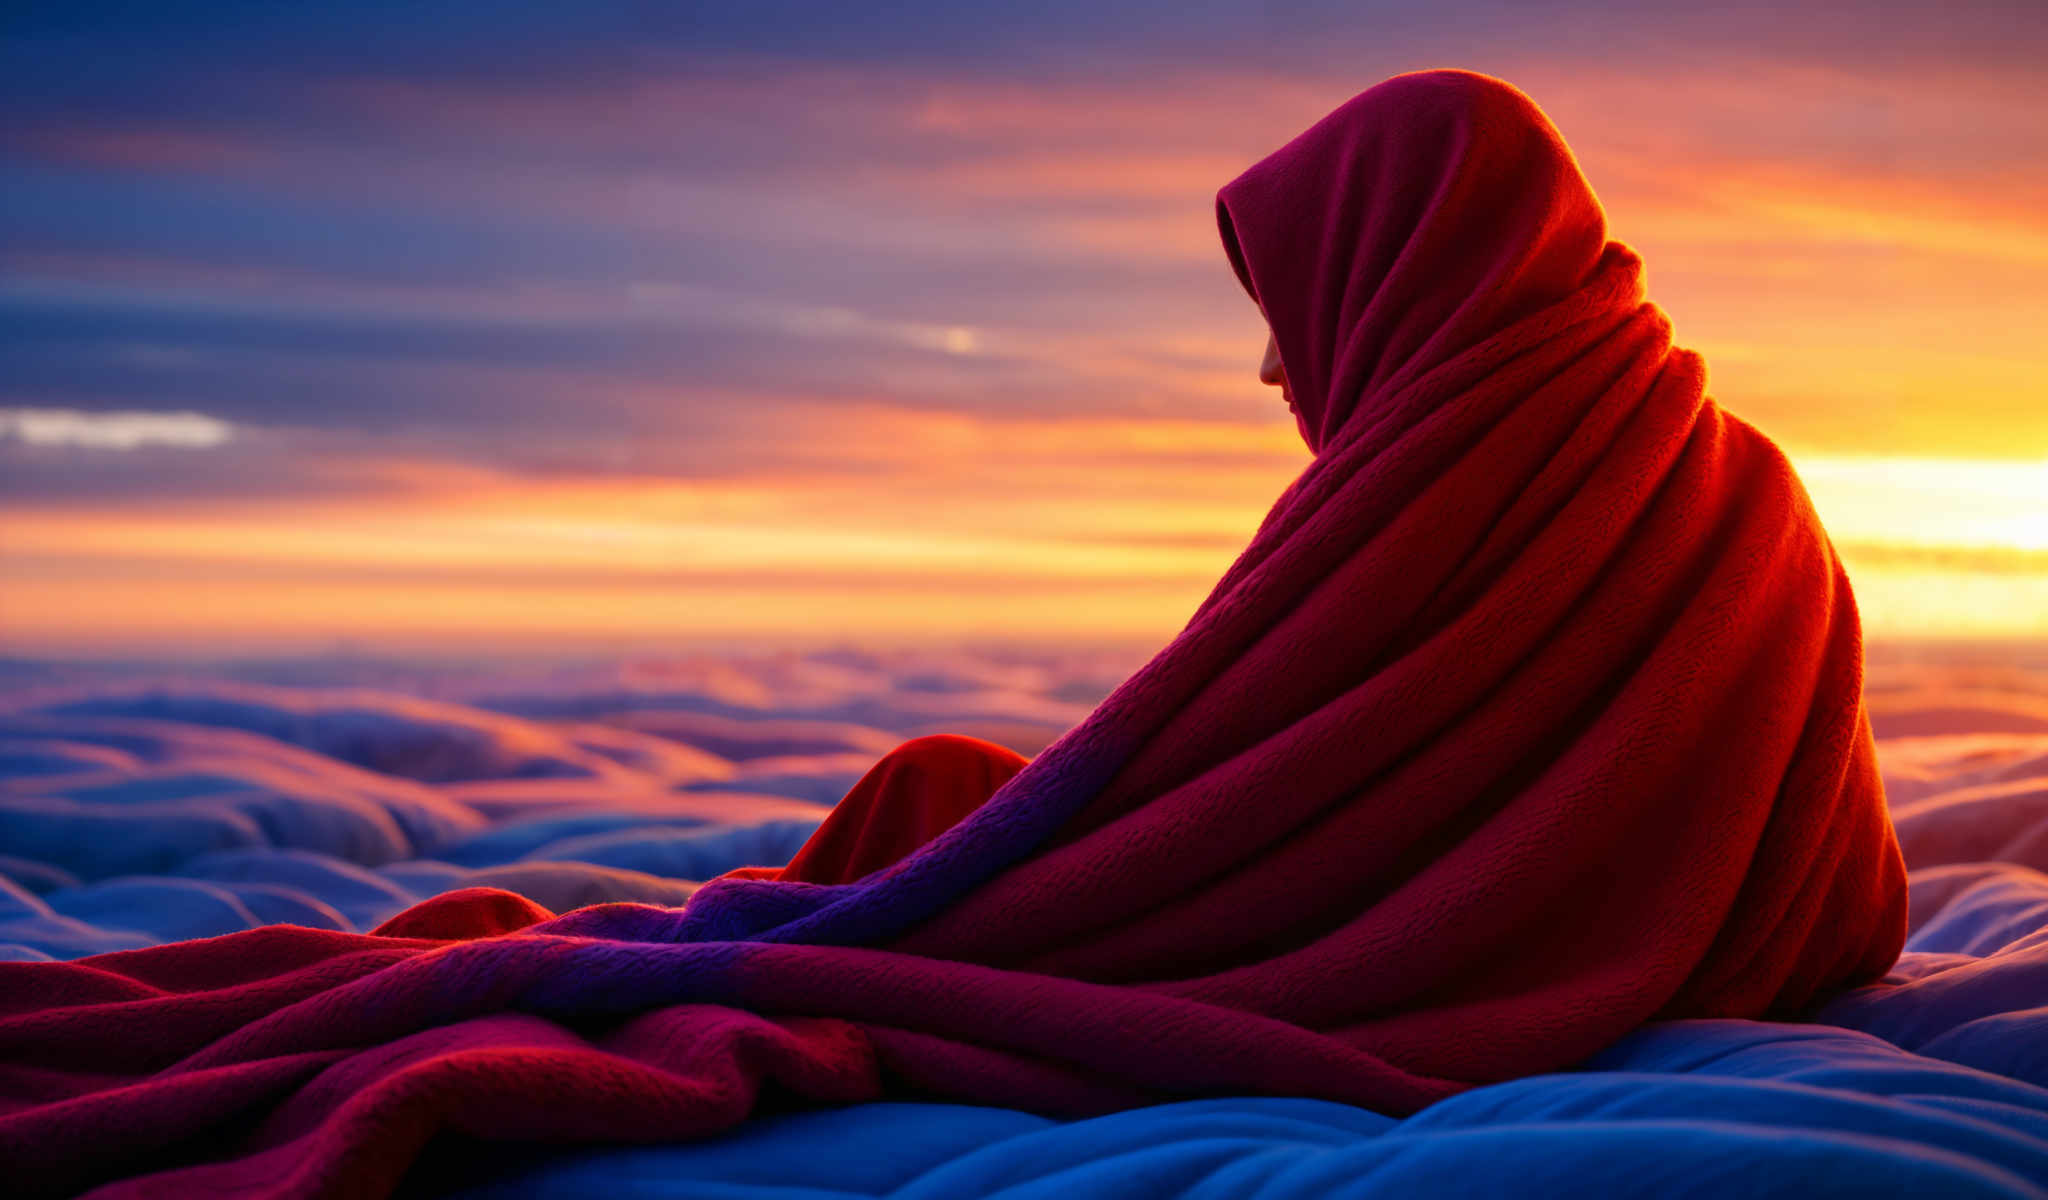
0 69 1907 1199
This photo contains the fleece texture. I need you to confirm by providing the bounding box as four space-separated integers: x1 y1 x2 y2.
0 69 1907 1199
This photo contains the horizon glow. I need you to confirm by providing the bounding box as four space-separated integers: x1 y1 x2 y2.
2 6 2044 654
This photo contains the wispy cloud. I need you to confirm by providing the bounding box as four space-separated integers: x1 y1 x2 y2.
0 407 233 449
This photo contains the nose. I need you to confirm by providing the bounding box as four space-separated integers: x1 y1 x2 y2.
1258 332 1285 387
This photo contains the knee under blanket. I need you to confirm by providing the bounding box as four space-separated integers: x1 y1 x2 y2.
0 69 1908 1199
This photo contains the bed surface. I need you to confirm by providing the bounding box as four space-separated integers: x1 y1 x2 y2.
5 648 2045 1196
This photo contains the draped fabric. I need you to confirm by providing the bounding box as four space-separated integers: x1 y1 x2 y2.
723 734 1030 886
0 69 1907 1200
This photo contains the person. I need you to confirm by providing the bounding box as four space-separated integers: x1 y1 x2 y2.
1 69 1910 1200
760 64 1907 954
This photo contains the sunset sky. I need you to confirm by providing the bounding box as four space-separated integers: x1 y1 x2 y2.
3 1 2045 656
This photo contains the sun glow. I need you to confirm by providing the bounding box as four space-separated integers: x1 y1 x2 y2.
1795 455 2048 553
4 438 2043 653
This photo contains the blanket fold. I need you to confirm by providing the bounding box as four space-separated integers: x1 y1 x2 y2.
0 69 1906 1200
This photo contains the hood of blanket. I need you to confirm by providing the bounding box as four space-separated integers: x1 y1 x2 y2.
1217 69 1610 455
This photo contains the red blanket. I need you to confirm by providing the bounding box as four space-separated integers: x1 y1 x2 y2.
0 69 1906 1199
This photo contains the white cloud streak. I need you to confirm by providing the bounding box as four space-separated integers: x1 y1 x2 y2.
0 408 235 450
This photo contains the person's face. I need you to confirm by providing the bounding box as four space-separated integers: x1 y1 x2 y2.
1260 329 1313 448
